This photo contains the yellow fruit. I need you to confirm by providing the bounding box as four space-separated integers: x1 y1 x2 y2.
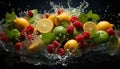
27 38 43 53
64 39 79 52
55 12 70 26
48 14 57 26
14 18 29 31
83 21 97 32
97 21 114 31
35 19 54 33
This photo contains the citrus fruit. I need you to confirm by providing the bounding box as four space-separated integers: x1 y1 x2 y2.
14 18 29 31
55 12 71 26
83 21 97 33
94 30 109 44
48 14 57 25
97 21 114 31
64 39 79 52
53 26 66 36
35 19 54 33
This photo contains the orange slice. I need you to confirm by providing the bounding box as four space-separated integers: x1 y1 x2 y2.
83 21 97 32
35 19 54 33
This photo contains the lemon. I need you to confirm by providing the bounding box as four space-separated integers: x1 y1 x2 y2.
48 14 57 26
55 12 70 26
97 21 114 31
14 18 29 31
64 39 79 52
83 21 97 33
35 19 54 33
27 38 43 53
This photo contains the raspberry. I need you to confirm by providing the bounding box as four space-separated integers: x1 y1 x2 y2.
47 44 55 54
66 25 74 34
27 34 33 40
15 42 22 50
106 28 114 36
28 10 33 17
73 21 83 30
26 25 34 34
75 34 84 43
80 40 88 49
57 48 65 56
1 35 8 43
82 31 90 39
57 8 64 15
20 29 26 39
45 13 50 18
71 16 78 23
52 40 61 48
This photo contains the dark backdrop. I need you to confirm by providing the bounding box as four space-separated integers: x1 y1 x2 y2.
0 0 120 69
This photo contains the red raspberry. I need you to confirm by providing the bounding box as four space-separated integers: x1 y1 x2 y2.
52 40 61 48
75 34 84 43
66 25 74 34
71 16 78 23
1 35 8 43
20 29 26 39
27 34 33 40
26 25 34 34
82 31 90 39
15 42 22 50
106 28 114 36
80 40 88 49
57 48 65 56
57 8 64 15
47 44 55 54
73 21 83 30
45 13 50 18
28 10 33 17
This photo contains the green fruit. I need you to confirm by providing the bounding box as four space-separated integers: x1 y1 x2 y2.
73 28 81 37
10 29 20 39
94 31 109 44
53 26 66 36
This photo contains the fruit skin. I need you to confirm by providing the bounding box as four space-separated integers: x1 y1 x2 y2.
106 28 114 36
73 21 83 30
64 39 79 52
52 40 61 48
28 10 33 17
57 48 65 56
66 25 74 35
82 31 90 39
10 29 20 39
53 26 66 36
80 40 88 49
70 16 78 23
97 21 113 31
94 31 109 44
75 34 84 43
26 25 34 34
57 8 64 15
15 42 21 50
14 18 29 31
47 44 55 54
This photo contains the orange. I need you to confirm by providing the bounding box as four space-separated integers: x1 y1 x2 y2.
14 18 29 31
97 21 114 31
64 39 79 52
83 21 97 33
35 19 54 33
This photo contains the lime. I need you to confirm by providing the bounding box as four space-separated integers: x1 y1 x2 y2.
53 26 66 36
10 29 20 39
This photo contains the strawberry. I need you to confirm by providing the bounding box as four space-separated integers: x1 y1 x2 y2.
66 25 74 34
28 10 33 17
71 16 78 23
82 31 90 39
75 34 84 43
47 44 55 54
106 28 114 36
26 25 34 34
73 21 83 30
57 48 65 56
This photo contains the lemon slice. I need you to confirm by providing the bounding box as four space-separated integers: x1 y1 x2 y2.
83 21 97 32
36 19 54 33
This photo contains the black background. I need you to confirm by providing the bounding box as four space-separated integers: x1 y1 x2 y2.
0 0 120 69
